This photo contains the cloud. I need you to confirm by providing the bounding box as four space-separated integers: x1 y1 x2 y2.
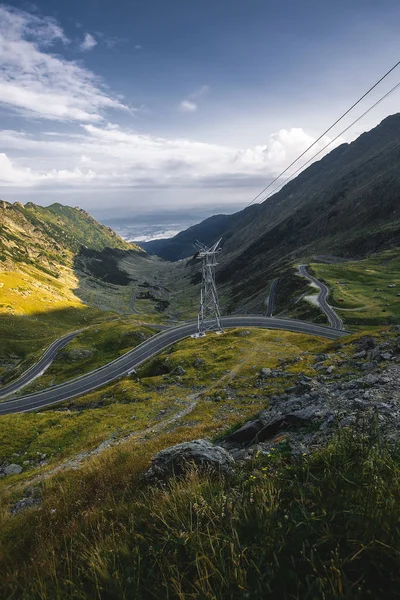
0 125 343 191
179 100 198 112
80 33 97 51
0 152 95 185
0 5 128 122
179 85 209 113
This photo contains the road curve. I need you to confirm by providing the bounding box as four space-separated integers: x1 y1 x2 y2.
298 265 344 330
0 317 348 415
0 330 81 399
266 278 279 317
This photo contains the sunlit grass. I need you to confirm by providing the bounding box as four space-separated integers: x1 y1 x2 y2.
311 248 400 327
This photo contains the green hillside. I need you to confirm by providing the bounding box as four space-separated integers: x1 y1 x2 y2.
0 200 143 375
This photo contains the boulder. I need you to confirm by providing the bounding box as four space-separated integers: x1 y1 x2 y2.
146 439 234 481
259 368 272 378
223 419 264 445
4 464 22 476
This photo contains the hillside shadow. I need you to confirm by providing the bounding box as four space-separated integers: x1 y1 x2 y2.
0 304 110 385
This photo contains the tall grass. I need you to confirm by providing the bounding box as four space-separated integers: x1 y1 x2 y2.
1 427 399 599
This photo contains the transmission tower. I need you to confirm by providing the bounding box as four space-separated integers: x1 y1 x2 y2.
193 239 223 337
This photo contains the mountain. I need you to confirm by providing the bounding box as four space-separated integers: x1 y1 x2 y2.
143 114 400 312
138 212 249 261
0 201 139 274
0 200 143 365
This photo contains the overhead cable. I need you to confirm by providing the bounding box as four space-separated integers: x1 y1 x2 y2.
247 59 400 207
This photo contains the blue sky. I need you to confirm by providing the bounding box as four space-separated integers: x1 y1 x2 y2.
1 0 400 221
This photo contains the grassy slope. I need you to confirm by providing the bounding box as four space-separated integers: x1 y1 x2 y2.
0 329 325 471
0 328 398 598
311 248 400 327
0 200 144 379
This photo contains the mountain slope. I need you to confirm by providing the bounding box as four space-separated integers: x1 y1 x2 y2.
0 201 142 369
146 113 400 312
217 113 400 310
138 212 250 261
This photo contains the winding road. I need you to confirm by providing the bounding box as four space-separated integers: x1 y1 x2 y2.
0 330 81 400
298 265 344 330
0 316 348 415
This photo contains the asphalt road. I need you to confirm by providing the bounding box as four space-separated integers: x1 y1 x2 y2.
298 265 344 330
0 330 81 399
0 316 348 415
266 278 279 317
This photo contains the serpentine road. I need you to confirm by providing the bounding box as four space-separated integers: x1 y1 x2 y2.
298 265 344 330
0 317 348 415
0 330 81 400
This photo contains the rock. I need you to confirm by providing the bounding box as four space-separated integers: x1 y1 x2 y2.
146 440 234 480
259 368 272 378
222 419 264 445
4 464 22 475
356 336 377 351
172 365 186 376
381 352 393 361
194 357 205 368
11 487 42 515
353 350 367 359
326 366 336 374
237 330 251 337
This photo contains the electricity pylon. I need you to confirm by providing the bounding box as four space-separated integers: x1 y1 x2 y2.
193 238 223 337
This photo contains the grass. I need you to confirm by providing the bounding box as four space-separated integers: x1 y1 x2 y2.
16 318 159 393
0 329 328 474
0 426 399 599
311 248 400 328
0 326 398 598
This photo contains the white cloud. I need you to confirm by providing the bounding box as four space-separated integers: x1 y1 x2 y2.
80 33 97 51
0 125 343 190
179 100 198 112
179 85 209 113
0 5 128 122
0 152 95 185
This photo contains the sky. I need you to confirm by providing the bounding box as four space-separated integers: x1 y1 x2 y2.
1 0 400 224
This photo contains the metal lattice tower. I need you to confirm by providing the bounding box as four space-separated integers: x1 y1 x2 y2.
193 238 223 337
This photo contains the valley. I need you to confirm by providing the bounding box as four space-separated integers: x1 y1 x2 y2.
2 115 400 599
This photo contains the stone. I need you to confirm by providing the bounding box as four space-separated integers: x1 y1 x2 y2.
381 352 393 361
356 336 377 351
172 365 186 376
4 464 22 475
259 368 272 378
146 439 234 480
194 357 205 368
222 419 264 445
11 487 42 515
326 366 336 374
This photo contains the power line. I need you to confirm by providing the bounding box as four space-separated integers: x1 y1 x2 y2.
247 59 400 207
260 79 400 202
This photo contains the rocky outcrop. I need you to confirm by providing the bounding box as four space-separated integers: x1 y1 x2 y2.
146 439 234 481
221 333 400 460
